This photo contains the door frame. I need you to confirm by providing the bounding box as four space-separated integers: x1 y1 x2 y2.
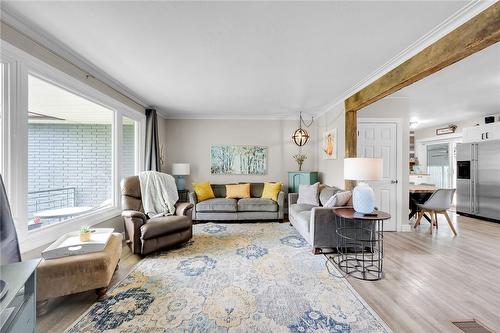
358 117 405 232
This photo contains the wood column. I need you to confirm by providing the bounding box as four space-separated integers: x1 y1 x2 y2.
344 109 357 190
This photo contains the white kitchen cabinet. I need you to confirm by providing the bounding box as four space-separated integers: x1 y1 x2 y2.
463 122 500 143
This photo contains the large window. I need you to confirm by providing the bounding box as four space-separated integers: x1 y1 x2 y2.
0 42 145 252
28 75 114 229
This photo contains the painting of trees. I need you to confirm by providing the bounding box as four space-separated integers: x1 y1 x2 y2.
210 145 267 175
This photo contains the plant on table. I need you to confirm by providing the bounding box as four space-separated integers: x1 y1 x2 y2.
79 225 92 242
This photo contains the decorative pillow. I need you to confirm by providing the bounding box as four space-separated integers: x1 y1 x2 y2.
226 183 250 199
261 182 282 201
319 185 342 206
323 191 352 208
192 182 215 202
297 182 320 206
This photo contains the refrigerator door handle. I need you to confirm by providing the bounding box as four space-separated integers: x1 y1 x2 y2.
473 143 479 213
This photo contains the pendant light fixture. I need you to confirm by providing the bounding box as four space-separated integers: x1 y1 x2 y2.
292 112 313 146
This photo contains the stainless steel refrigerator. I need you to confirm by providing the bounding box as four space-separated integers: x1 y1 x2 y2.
456 142 500 221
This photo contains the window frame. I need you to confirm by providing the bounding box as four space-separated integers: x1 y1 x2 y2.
1 41 145 253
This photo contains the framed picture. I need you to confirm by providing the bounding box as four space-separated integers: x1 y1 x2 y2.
210 145 267 175
322 128 337 160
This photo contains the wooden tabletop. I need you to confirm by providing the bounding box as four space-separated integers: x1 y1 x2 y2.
409 184 438 193
334 207 391 220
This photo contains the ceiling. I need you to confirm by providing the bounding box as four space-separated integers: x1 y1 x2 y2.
396 41 500 129
2 1 471 119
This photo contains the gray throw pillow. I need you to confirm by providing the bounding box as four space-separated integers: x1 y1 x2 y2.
297 182 320 206
323 191 352 208
319 186 342 206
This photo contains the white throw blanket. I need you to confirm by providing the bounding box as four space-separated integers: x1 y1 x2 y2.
138 171 179 218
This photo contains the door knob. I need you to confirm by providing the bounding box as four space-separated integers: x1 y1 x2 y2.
391 180 398 184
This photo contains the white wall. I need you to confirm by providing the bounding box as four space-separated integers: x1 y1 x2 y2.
358 97 410 231
316 103 345 188
158 118 318 191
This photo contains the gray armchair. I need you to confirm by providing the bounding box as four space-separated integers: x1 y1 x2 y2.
121 176 193 255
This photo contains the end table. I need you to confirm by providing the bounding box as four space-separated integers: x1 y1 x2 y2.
332 208 390 281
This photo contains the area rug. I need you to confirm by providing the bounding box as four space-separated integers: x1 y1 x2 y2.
66 223 391 333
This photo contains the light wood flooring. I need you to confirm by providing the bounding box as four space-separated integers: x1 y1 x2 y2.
38 213 500 333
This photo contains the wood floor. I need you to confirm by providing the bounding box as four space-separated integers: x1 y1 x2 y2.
37 213 500 333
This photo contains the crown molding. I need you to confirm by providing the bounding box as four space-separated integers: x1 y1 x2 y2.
0 6 149 109
314 0 496 118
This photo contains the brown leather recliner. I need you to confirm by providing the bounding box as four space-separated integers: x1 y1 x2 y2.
121 175 193 255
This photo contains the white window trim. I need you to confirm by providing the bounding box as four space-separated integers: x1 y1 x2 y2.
1 41 145 253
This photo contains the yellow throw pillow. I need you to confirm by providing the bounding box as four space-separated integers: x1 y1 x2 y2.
226 184 250 199
192 182 215 202
261 182 282 201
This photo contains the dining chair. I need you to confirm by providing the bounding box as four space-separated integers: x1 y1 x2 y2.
414 189 457 236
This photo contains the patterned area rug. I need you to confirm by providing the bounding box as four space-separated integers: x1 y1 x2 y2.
67 223 390 333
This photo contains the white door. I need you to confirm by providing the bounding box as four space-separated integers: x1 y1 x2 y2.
358 122 398 231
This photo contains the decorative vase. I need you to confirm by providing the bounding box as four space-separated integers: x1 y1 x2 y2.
298 163 303 171
352 182 375 214
80 232 91 242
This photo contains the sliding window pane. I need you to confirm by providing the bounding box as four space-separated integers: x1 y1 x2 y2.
122 116 137 178
28 75 113 230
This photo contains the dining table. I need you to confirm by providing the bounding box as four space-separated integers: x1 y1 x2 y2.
409 184 438 221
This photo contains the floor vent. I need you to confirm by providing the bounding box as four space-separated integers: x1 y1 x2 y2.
451 320 493 333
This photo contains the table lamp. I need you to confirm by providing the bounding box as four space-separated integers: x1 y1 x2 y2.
172 163 190 191
344 158 383 215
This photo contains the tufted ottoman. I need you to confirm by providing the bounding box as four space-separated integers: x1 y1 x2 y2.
36 232 122 315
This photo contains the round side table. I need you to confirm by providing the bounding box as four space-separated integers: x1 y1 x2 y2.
333 208 391 281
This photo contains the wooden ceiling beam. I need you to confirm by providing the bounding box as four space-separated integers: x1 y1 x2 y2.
344 2 500 113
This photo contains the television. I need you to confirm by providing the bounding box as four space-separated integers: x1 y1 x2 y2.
0 174 21 265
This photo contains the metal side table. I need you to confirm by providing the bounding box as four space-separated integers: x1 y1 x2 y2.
333 208 390 281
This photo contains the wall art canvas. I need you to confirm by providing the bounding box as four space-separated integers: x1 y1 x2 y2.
211 145 267 175
323 128 337 160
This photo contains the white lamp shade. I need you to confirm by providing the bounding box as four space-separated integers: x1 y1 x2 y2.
344 158 383 181
172 163 190 176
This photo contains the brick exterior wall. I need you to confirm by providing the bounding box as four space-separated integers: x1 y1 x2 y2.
28 123 135 217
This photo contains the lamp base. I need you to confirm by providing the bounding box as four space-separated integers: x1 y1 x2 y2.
175 176 186 191
352 182 375 214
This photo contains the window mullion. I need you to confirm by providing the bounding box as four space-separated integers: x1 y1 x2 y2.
114 112 123 209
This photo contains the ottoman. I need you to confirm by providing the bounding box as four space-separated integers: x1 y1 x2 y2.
36 232 122 314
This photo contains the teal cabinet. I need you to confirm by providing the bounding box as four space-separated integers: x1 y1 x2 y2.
288 172 319 193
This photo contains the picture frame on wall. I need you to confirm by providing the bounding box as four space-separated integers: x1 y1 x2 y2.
322 128 337 160
210 145 267 175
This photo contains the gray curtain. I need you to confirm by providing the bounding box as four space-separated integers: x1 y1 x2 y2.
145 108 160 171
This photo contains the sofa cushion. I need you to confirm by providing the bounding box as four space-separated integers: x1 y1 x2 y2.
289 203 317 216
297 182 320 206
244 182 264 198
211 184 231 198
319 185 343 206
323 191 352 208
238 198 278 212
141 216 191 240
196 198 237 212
